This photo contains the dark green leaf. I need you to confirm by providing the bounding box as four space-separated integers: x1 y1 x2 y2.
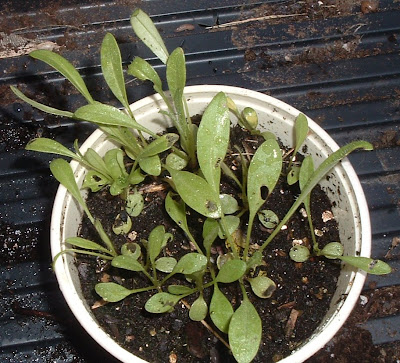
257 209 279 229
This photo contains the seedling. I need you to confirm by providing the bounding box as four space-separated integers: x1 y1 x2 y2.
13 8 392 363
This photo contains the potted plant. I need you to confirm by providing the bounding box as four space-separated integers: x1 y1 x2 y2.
11 9 391 363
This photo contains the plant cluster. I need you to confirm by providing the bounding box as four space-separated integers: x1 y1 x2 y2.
12 9 391 363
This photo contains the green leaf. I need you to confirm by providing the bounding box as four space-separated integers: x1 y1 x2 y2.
339 256 392 275
287 165 300 185
155 257 177 273
216 259 247 283
126 191 144 217
189 295 208 321
127 57 162 90
166 152 188 170
11 86 74 118
197 92 230 193
83 148 109 176
165 192 190 235
74 103 155 136
321 242 344 259
130 9 169 64
101 33 129 109
220 194 239 215
121 242 141 259
145 292 181 313
257 209 279 229
111 255 145 272
247 138 282 217
173 253 207 275
299 155 315 191
137 133 179 160
65 237 111 255
25 138 77 159
128 167 145 185
95 282 132 302
168 285 194 295
166 47 186 98
229 298 262 363
202 218 219 257
210 284 234 333
139 155 161 176
112 213 132 235
148 225 167 265
289 245 310 262
248 275 276 298
30 50 94 104
218 215 240 239
293 113 308 157
103 148 127 180
169 169 222 219
50 159 90 216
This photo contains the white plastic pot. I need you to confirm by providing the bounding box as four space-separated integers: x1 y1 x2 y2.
51 85 370 362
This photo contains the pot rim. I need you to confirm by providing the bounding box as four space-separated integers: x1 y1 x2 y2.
51 85 370 363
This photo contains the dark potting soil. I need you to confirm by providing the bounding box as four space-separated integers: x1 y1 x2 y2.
76 125 341 363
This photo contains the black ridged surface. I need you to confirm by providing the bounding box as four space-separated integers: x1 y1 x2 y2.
1 1 399 361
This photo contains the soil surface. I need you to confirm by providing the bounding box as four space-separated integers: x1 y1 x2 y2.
76 125 341 362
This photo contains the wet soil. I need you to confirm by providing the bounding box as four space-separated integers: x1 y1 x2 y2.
76 125 342 362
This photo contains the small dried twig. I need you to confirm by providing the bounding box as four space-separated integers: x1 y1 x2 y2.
181 299 231 350
285 308 300 338
206 13 307 30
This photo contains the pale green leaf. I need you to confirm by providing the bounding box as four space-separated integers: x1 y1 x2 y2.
168 285 194 295
220 194 239 215
257 209 279 229
165 192 190 236
65 237 111 255
83 148 109 176
169 169 222 219
30 50 94 104
95 282 132 302
289 245 310 262
189 295 208 321
126 191 144 217
218 215 240 239
287 165 300 185
166 152 188 170
197 92 230 193
121 242 141 259
130 9 169 64
11 86 74 118
103 148 127 180
145 292 181 313
229 298 262 363
148 225 167 265
101 33 129 109
293 113 308 156
321 242 344 259
209 284 233 333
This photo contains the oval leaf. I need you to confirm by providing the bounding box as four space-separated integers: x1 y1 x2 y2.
26 138 77 159
138 133 179 160
289 245 310 263
247 138 282 217
216 259 247 283
197 92 230 193
168 285 194 295
173 253 207 275
139 155 161 176
155 257 177 273
127 57 162 90
321 242 344 259
294 113 308 156
229 298 262 363
148 225 167 265
248 275 276 298
145 292 181 313
220 194 239 215
126 191 144 217
189 295 208 321
95 282 132 302
257 209 279 229
166 47 186 98
111 255 144 272
169 169 222 219
210 284 234 333
165 192 190 236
